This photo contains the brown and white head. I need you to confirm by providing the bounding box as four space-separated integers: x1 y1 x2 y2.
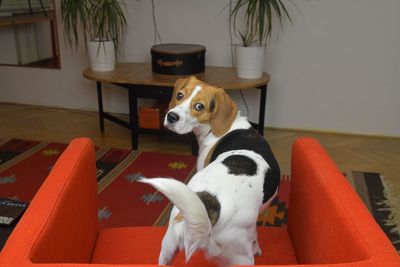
164 76 238 137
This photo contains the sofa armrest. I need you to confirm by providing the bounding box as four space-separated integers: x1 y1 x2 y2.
0 138 99 264
288 138 399 265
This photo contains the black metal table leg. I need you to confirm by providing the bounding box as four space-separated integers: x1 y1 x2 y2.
258 85 267 136
96 82 105 132
128 87 139 150
190 132 199 156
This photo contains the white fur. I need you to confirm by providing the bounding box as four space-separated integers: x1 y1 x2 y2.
143 86 275 267
164 86 202 135
139 177 221 262
140 150 269 267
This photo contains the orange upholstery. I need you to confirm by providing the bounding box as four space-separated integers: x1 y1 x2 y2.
288 138 399 266
91 226 297 266
289 138 369 264
0 137 398 267
0 138 99 265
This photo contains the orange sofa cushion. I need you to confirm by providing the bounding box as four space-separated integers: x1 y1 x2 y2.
91 226 297 266
0 138 99 264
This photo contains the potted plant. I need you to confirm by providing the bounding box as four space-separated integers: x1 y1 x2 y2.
61 0 127 71
231 0 293 79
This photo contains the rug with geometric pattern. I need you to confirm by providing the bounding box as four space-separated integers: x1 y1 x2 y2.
0 138 290 230
1 138 398 253
345 171 400 253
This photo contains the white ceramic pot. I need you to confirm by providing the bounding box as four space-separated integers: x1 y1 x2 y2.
87 40 116 72
235 45 265 79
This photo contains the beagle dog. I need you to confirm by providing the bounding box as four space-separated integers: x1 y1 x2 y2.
140 76 280 267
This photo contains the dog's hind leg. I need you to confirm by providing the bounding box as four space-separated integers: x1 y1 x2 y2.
253 239 262 256
223 249 254 267
158 225 179 265
252 227 262 256
220 229 255 267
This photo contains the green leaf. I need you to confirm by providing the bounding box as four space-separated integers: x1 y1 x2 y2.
60 0 127 53
230 0 296 47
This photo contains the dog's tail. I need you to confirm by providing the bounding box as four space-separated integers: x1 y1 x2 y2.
139 178 221 261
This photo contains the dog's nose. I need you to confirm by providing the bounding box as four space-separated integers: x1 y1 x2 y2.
167 112 180 123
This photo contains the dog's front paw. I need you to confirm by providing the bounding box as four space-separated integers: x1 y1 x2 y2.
253 240 262 256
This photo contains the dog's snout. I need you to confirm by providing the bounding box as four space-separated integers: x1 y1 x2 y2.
167 112 180 123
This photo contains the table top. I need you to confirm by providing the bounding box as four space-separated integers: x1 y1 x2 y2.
83 62 270 90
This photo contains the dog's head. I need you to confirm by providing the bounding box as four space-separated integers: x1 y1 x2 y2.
164 76 238 136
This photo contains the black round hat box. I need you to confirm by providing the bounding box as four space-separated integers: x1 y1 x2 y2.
151 43 206 75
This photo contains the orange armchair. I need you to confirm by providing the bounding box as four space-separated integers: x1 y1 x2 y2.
0 137 398 267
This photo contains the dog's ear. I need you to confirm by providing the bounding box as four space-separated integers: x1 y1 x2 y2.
211 89 238 137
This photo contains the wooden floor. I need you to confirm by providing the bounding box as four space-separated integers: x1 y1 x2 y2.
1 103 399 194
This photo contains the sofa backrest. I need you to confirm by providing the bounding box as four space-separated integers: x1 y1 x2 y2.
288 138 399 265
0 138 99 264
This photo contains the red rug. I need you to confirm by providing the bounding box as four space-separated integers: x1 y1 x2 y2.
0 138 290 229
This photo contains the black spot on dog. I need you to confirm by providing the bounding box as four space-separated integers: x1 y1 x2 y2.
196 191 221 226
209 128 281 204
222 155 257 176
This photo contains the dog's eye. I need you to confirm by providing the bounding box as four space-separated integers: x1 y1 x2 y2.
176 92 184 101
194 103 204 111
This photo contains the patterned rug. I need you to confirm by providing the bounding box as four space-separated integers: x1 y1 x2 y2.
0 139 398 253
0 138 289 229
345 171 400 252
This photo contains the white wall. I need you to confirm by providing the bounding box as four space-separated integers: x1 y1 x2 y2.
0 0 399 137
